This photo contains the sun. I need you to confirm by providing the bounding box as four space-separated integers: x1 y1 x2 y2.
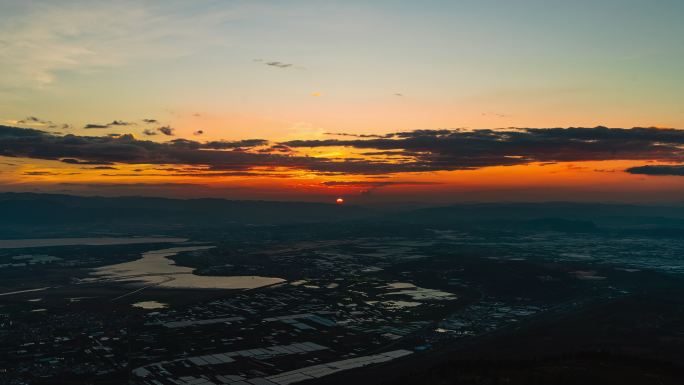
336 198 344 204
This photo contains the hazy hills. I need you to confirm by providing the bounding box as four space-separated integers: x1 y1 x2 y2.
2 193 684 234
0 193 372 226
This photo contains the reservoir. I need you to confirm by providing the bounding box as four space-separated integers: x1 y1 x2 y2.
92 245 285 290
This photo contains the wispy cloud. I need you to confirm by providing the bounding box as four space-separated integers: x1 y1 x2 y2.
625 165 684 176
60 158 113 165
84 120 136 129
325 132 388 138
108 120 134 126
322 181 441 187
84 123 109 129
0 1 244 88
23 171 61 176
157 126 174 136
12 116 69 129
265 61 293 68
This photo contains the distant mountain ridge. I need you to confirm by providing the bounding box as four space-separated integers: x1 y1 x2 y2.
2 193 684 230
0 192 373 226
392 202 684 229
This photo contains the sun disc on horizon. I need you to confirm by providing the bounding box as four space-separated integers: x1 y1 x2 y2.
336 198 344 204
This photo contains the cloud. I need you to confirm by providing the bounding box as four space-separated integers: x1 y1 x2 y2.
157 126 174 136
284 126 684 171
265 61 293 68
20 116 41 123
257 144 293 153
99 171 290 178
84 123 109 129
16 116 64 129
203 139 268 149
60 158 113 165
322 181 441 187
325 132 388 138
5 124 684 177
0 2 244 87
625 165 684 176
108 120 133 126
142 119 158 124
58 182 209 189
362 150 419 157
0 124 421 175
85 120 135 129
87 166 118 170
481 112 509 118
23 171 60 176
0 125 285 171
322 180 442 196
193 130 204 136
142 129 157 136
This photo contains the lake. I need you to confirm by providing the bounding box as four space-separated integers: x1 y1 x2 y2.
91 245 285 290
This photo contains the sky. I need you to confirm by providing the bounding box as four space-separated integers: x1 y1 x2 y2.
1 0 684 203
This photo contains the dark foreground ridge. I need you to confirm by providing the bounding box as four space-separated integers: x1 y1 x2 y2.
317 291 684 385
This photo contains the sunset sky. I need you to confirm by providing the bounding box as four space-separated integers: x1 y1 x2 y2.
2 0 684 203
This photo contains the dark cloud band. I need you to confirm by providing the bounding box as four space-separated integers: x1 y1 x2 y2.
284 126 684 170
3 125 684 176
625 165 684 176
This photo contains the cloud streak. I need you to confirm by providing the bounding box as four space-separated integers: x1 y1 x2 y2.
157 126 175 136
14 116 69 130
625 165 684 176
0 2 244 87
265 61 293 68
322 181 441 187
84 124 109 129
84 120 136 129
